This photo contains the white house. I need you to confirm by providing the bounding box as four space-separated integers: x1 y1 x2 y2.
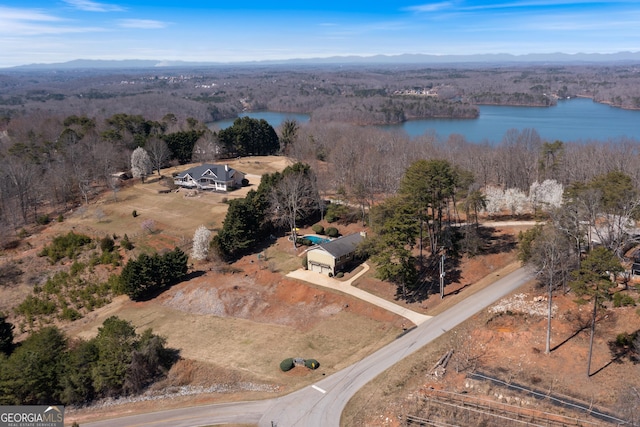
174 163 245 192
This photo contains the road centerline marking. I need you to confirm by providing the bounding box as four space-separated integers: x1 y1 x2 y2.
312 385 326 394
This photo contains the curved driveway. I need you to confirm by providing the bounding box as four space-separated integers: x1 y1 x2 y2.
286 263 432 326
84 267 532 427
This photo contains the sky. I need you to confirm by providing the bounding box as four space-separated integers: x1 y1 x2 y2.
1 1 640 67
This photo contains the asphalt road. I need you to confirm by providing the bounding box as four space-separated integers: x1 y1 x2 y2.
83 267 532 427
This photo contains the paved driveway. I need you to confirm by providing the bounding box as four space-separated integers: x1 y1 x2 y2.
286 264 431 326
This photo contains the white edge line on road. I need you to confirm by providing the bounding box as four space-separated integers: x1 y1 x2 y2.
312 385 326 394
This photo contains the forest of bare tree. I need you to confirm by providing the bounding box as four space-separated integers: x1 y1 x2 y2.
2 62 640 244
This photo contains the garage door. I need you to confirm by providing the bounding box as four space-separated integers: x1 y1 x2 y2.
310 263 332 275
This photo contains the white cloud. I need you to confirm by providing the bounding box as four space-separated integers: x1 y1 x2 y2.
0 23 103 35
0 7 62 22
0 6 104 35
118 19 168 29
404 2 455 13
63 0 125 12
460 0 624 11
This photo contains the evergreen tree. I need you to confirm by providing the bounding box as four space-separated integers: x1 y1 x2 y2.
120 248 188 300
367 196 420 299
214 198 261 259
163 247 188 283
0 314 14 355
570 247 623 376
92 316 137 397
0 327 67 404
61 339 98 405
163 130 203 164
399 159 459 255
217 117 279 157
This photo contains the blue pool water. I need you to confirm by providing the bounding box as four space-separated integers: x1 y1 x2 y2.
304 235 331 245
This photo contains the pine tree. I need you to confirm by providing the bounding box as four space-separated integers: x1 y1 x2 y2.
570 247 623 376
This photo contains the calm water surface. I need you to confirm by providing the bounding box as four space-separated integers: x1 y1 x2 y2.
209 98 640 144
208 111 310 130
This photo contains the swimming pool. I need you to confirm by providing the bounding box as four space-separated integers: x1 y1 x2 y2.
303 235 331 245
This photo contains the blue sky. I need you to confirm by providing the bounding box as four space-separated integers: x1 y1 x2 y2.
1 1 639 67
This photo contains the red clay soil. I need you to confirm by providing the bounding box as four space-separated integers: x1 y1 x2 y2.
157 252 401 331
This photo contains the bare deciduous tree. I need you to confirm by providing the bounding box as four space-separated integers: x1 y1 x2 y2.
146 138 171 176
191 131 219 163
527 225 575 353
270 170 318 248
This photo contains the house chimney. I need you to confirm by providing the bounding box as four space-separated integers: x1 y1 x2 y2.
224 164 229 172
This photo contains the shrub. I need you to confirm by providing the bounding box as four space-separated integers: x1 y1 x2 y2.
325 212 337 223
36 214 51 225
312 224 325 235
38 231 92 264
280 358 295 372
121 234 133 250
614 332 637 348
70 261 86 276
0 262 23 286
613 292 636 307
304 358 320 369
326 227 339 238
57 214 64 223
241 178 249 187
298 238 312 246
325 203 349 223
60 307 82 321
1 239 20 250
99 250 121 266
132 210 138 218
100 235 115 253
108 274 126 295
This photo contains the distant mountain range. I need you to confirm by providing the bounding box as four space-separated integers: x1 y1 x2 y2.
6 52 640 70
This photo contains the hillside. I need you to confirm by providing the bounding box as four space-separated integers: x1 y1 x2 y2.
1 156 638 426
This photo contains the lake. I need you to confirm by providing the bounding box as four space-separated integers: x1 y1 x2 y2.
208 111 311 130
209 98 640 144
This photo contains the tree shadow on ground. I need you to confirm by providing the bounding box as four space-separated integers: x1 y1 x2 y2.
477 226 518 254
550 323 590 352
397 252 463 303
398 223 517 303
550 308 593 352
601 329 640 374
133 270 206 302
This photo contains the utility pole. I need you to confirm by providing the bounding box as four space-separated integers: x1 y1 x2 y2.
440 252 446 299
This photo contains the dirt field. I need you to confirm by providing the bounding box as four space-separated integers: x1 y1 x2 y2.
344 226 640 427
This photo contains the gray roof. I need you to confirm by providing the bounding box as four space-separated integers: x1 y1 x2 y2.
175 164 239 182
317 232 365 258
